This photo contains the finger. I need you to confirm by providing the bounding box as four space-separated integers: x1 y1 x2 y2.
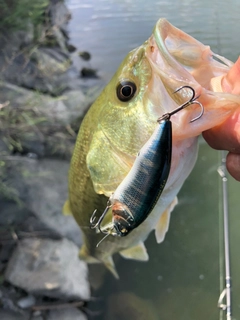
202 110 240 153
222 56 240 95
226 152 240 181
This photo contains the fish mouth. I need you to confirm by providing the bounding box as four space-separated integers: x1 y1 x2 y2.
147 18 201 96
144 18 206 125
149 18 229 95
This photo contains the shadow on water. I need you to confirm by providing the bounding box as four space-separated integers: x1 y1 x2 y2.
67 0 240 319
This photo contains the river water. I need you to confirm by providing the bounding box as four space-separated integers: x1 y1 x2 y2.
66 1 240 319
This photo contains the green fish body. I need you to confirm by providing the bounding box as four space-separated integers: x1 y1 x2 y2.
65 19 240 277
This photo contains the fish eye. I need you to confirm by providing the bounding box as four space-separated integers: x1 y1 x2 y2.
116 81 137 102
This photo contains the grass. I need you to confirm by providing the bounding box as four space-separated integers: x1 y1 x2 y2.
0 90 77 158
0 94 76 203
0 160 23 206
0 98 45 205
0 98 47 154
0 0 74 202
0 0 50 32
0 0 51 204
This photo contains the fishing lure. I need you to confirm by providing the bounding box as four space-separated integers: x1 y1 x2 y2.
90 85 204 245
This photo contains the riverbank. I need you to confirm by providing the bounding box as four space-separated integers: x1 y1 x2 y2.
0 1 104 319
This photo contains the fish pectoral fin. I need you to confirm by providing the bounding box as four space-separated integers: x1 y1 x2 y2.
79 244 99 263
119 242 149 261
79 244 119 279
103 256 119 279
155 196 178 244
62 199 72 216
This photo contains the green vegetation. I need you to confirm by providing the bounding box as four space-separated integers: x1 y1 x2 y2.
0 0 50 31
0 98 44 205
0 0 74 202
0 98 47 154
0 91 76 159
0 160 23 206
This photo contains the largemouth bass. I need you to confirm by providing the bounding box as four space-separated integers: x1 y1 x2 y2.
64 18 240 277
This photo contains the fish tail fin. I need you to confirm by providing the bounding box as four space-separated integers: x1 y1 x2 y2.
79 244 119 279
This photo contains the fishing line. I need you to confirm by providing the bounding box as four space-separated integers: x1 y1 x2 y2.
217 151 232 320
214 3 232 319
218 151 225 320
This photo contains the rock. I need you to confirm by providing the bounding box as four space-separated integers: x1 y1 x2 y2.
50 29 69 55
0 82 91 125
32 47 71 74
0 28 34 55
66 44 77 53
0 158 82 246
32 315 44 320
17 295 36 309
106 292 158 320
47 308 87 320
21 159 82 245
0 310 26 320
5 238 90 300
48 0 72 53
49 1 71 33
31 311 43 319
0 82 94 158
0 134 9 154
0 199 62 271
78 51 91 61
0 199 62 241
0 1 74 95
0 284 31 318
62 89 93 123
0 51 70 96
81 68 98 78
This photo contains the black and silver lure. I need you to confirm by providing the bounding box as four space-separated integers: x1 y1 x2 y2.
90 85 204 245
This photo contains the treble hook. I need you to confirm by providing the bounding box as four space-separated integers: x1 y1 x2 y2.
95 226 115 247
90 201 112 234
90 203 117 247
157 85 204 123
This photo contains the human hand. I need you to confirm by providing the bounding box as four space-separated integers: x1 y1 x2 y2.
203 110 240 181
203 56 240 181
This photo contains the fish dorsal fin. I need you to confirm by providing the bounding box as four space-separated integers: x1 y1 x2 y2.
119 242 149 261
62 199 72 216
155 196 178 243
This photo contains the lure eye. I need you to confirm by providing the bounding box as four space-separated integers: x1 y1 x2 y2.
115 223 130 237
116 81 137 102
